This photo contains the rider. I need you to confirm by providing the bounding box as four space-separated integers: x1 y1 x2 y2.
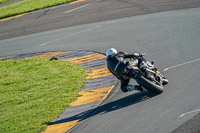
106 48 144 92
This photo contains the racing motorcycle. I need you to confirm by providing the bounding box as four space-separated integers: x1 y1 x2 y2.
125 54 168 94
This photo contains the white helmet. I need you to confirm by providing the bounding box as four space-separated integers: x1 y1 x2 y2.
106 48 118 56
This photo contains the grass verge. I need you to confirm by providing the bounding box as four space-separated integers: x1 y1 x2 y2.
0 0 76 19
0 0 12 4
0 58 86 133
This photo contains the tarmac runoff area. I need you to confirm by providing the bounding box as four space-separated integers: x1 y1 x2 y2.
0 51 117 133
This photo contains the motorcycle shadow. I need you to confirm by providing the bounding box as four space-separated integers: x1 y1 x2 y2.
96 90 157 115
51 90 156 126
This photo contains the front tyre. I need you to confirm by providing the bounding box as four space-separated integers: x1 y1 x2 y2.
136 75 164 94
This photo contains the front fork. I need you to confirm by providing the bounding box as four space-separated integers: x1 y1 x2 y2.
156 71 164 85
142 68 164 86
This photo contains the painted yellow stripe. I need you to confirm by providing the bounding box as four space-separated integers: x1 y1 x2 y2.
86 66 112 79
31 51 71 58
66 53 105 64
0 56 10 60
42 120 79 133
71 0 86 4
0 13 27 22
70 85 114 106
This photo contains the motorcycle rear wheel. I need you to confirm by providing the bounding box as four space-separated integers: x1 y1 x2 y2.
136 75 164 94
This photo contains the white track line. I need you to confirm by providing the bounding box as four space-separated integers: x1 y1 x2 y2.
39 25 102 47
0 32 7 36
65 2 95 13
164 58 200 71
179 108 200 118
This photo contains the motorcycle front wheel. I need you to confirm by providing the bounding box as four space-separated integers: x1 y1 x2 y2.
136 75 164 94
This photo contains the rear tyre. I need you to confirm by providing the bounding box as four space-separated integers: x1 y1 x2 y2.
136 75 164 94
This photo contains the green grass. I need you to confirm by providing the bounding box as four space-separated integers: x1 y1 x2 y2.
0 0 12 4
0 58 86 133
0 0 76 19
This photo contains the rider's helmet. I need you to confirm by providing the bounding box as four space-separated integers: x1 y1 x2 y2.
106 48 118 56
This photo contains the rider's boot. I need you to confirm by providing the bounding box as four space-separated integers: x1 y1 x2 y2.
134 85 144 92
126 85 143 92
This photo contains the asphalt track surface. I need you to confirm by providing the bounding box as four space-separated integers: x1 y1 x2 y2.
0 0 200 40
0 0 200 133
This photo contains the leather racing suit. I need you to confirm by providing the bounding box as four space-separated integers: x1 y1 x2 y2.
106 52 141 92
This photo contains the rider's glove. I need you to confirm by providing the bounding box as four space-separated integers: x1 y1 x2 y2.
133 53 143 57
133 53 140 57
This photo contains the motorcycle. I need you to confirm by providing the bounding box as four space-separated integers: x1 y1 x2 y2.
124 54 168 94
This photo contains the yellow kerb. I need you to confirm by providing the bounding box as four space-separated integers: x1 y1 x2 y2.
0 56 10 60
66 53 105 64
42 120 79 133
70 86 114 106
86 66 112 79
30 51 71 58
